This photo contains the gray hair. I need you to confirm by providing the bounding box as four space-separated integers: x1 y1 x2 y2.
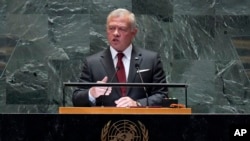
106 8 137 29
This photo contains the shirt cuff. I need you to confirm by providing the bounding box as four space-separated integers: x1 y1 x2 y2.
88 90 96 104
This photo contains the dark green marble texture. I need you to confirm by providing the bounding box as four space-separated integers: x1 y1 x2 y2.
0 0 250 113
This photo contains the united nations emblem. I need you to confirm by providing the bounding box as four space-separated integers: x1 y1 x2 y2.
101 120 148 141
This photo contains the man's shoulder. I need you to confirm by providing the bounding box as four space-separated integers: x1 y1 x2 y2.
136 47 158 57
86 49 107 60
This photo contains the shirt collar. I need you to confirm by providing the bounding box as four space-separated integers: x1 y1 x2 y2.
110 44 132 60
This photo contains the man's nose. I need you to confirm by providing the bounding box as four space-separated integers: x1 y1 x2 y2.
113 29 120 36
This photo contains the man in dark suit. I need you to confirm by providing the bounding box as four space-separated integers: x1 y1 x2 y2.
73 8 168 107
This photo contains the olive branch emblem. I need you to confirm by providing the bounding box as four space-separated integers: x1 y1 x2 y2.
138 121 149 141
101 121 111 141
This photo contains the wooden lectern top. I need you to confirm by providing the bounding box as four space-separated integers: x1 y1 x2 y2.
59 107 191 115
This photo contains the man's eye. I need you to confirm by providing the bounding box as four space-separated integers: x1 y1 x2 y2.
119 27 128 32
109 27 115 30
108 27 128 32
119 28 128 31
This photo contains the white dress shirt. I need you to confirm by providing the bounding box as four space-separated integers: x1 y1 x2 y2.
109 44 132 80
88 44 132 103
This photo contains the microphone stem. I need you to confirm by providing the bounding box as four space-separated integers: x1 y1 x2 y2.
101 67 119 106
136 67 149 107
101 88 109 107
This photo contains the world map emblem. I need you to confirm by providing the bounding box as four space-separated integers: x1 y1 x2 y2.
101 120 148 141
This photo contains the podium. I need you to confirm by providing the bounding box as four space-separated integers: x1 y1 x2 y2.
59 107 191 115
62 82 190 115
63 82 189 107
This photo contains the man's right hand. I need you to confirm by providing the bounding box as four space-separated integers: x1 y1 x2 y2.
89 76 112 98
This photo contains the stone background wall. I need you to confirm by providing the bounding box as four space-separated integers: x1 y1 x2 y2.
0 0 250 113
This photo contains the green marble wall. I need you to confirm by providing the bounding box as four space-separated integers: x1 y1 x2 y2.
0 0 250 113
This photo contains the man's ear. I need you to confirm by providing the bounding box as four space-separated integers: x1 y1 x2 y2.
132 28 138 36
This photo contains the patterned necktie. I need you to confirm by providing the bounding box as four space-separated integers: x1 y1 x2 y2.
116 53 126 96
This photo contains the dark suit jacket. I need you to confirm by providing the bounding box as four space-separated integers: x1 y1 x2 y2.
72 46 168 107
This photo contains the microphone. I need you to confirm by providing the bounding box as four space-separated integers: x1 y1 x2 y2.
101 66 120 106
135 58 149 107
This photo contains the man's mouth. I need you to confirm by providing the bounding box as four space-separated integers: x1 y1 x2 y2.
112 38 119 42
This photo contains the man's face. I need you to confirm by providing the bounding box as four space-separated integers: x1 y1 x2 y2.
106 15 137 52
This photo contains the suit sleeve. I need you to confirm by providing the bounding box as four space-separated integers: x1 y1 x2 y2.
72 59 95 107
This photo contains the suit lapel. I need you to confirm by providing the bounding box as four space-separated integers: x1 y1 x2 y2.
127 47 142 95
99 48 121 96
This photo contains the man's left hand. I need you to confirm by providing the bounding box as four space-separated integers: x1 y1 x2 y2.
115 97 137 107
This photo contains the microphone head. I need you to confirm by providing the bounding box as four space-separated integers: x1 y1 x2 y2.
135 63 140 69
134 57 140 69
